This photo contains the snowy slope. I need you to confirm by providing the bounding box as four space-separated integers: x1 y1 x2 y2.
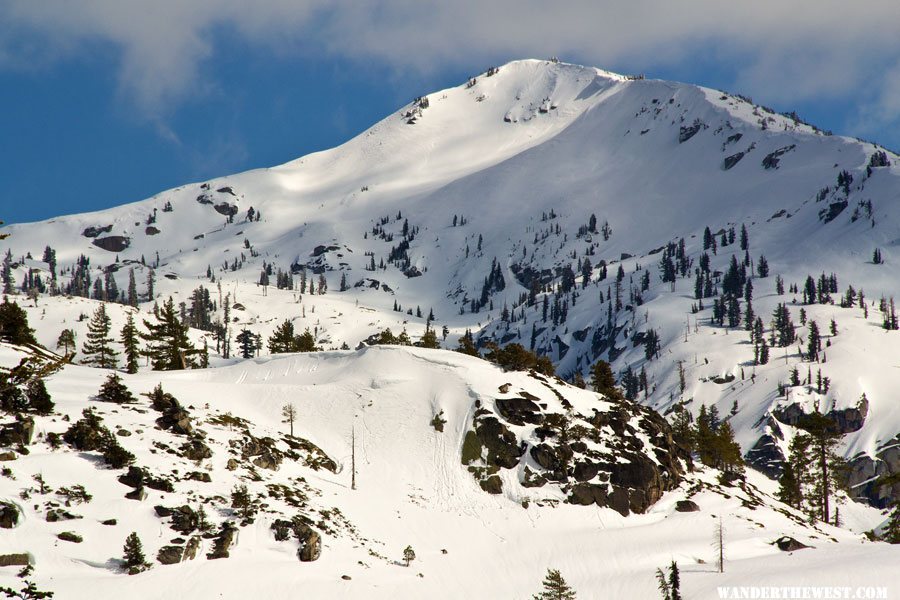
4 58 900 507
1 344 896 599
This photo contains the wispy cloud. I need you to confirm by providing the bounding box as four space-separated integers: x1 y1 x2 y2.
3 1 900 139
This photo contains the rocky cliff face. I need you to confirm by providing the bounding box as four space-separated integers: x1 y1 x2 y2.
461 370 691 515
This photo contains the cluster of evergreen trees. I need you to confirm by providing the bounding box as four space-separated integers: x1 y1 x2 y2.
671 403 743 474
777 412 848 525
77 298 205 373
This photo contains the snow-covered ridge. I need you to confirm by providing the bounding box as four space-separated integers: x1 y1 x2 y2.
1 343 894 599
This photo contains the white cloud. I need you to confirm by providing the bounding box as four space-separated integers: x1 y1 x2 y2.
3 0 900 136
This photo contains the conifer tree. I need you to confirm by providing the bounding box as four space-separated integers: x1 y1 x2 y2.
127 268 138 307
403 545 416 567
455 329 479 356
145 268 155 301
0 296 37 345
671 401 693 451
1 250 14 294
533 568 576 600
120 313 141 374
590 360 621 400
82 304 118 368
122 532 150 574
885 503 900 544
236 328 255 359
96 372 136 404
806 320 821 361
141 297 198 370
419 327 440 349
56 328 76 356
294 328 318 352
26 379 54 415
267 319 296 354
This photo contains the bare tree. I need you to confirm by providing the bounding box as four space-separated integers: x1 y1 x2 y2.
281 403 297 437
714 516 725 573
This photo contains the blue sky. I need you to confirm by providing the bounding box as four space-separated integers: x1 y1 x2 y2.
3 1 900 225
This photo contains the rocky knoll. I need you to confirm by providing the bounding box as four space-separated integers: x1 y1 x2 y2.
461 372 691 515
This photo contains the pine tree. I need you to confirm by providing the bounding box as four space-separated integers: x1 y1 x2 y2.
82 304 118 368
267 319 296 354
656 561 681 600
806 320 821 361
0 297 37 345
294 328 318 352
419 328 440 349
590 360 622 400
127 268 138 307
145 268 155 301
533 568 576 600
403 545 416 567
120 313 141 374
802 412 847 524
671 401 693 451
26 379 54 415
122 532 150 574
56 328 76 356
141 297 198 370
455 329 479 356
711 421 744 474
236 328 255 359
885 503 900 544
1 250 14 294
96 372 135 404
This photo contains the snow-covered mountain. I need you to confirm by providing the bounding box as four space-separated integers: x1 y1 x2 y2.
3 58 900 597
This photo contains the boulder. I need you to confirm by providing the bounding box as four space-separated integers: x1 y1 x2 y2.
608 486 631 517
573 461 601 482
252 453 281 471
119 466 146 489
479 475 503 495
675 500 700 512
169 506 199 534
495 397 543 426
45 508 80 523
0 502 20 528
207 523 238 559
568 483 608 506
181 439 212 461
125 486 147 501
157 546 185 565
0 553 31 567
57 531 83 543
475 417 523 469
82 225 113 238
92 235 130 252
521 466 547 488
745 434 785 478
0 418 34 446
183 536 201 561
775 536 809 552
298 531 322 562
530 444 562 472
0 451 15 461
